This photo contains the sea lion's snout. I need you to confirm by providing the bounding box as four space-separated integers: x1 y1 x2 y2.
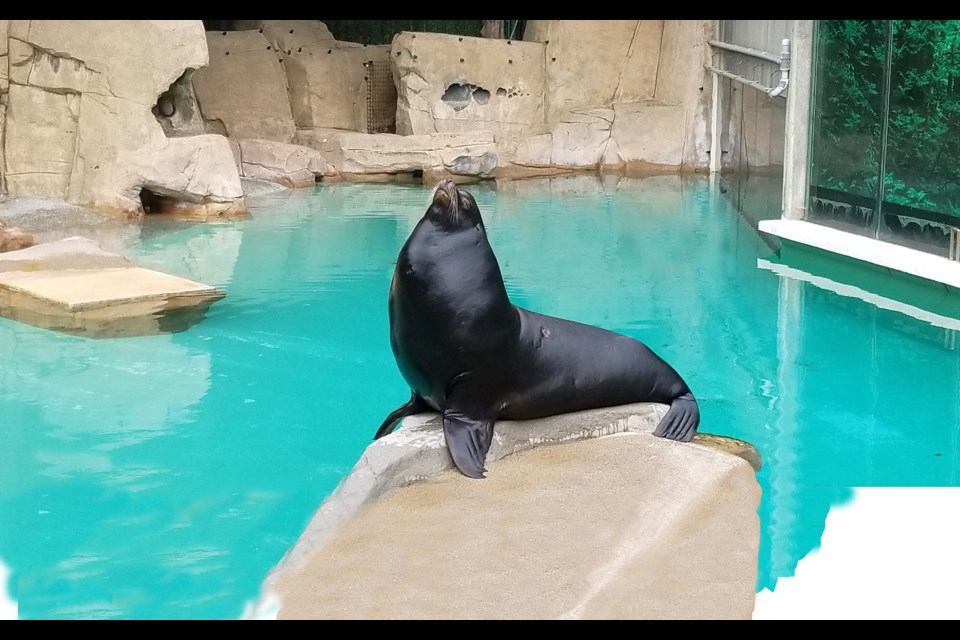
433 179 456 204
432 179 460 219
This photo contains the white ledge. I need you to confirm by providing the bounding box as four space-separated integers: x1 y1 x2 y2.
759 219 960 290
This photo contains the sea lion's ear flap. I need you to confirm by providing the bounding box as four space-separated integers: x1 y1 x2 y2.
457 189 485 229
442 411 494 479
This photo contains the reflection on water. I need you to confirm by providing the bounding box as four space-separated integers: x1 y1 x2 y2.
0 289 225 339
0 330 211 444
759 259 960 332
728 171 960 595
1 176 958 618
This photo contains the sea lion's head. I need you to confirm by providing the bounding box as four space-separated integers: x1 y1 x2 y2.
426 179 485 231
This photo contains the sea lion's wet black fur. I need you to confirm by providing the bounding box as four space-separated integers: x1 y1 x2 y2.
375 179 700 478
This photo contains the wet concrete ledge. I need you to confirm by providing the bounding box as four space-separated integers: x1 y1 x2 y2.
257 403 763 620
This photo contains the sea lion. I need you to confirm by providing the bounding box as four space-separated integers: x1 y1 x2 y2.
374 179 700 478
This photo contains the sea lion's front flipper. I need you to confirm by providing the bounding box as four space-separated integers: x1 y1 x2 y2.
442 411 494 479
374 392 429 440
653 392 700 443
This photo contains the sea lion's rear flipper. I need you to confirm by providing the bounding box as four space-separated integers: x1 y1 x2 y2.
442 411 494 479
653 392 700 443
374 392 429 440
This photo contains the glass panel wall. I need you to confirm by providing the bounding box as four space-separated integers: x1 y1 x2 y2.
808 20 960 257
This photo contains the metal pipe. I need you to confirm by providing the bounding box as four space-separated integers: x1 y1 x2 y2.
768 39 791 97
708 39 781 65
705 64 778 95
708 38 791 99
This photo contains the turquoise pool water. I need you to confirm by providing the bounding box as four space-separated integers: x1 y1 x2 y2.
1 175 958 619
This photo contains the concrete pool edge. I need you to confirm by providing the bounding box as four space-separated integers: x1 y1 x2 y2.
255 403 763 619
759 218 960 290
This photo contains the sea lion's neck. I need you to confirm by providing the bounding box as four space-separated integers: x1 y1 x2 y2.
399 217 514 324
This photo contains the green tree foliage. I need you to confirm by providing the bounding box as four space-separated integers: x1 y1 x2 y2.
813 20 960 219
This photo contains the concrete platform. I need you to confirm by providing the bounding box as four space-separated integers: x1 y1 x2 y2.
0 238 226 338
257 403 763 620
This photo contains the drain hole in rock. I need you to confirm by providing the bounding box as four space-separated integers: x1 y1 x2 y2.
140 188 176 214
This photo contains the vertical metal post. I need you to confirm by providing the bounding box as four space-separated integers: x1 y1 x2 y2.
710 70 723 174
873 20 895 239
781 21 815 220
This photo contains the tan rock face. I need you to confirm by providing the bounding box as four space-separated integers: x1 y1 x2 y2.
0 19 8 60
1 20 247 218
232 139 334 188
153 69 208 139
656 20 713 169
0 93 6 194
523 19 714 172
192 20 390 136
18 20 207 103
1 19 720 201
0 236 129 270
264 402 763 620
380 21 714 175
134 135 244 203
391 32 546 158
610 102 688 167
284 43 390 132
510 108 614 170
1 21 7 196
526 20 661 123
192 30 297 143
0 219 34 253
316 131 497 179
4 85 78 198
258 20 335 54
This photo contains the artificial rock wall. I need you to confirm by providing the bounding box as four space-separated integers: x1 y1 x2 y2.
1 19 735 214
192 20 391 144
0 20 246 219
190 19 719 179
391 31 547 160
390 20 716 174
522 19 715 173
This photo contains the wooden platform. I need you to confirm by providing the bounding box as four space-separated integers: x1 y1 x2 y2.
0 267 226 338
